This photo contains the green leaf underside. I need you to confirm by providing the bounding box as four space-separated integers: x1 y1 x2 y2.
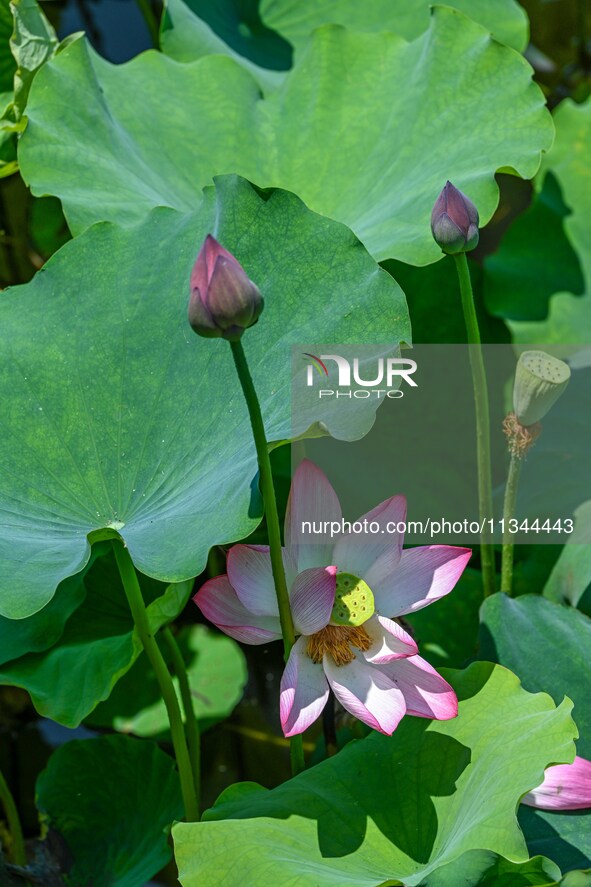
480 594 591 871
0 175 408 619
20 7 551 264
87 624 247 735
511 99 591 344
0 546 193 725
0 542 104 666
36 735 183 887
173 662 575 887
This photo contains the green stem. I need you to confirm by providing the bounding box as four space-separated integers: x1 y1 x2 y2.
230 339 305 776
0 766 26 866
163 627 201 806
112 542 200 820
453 253 496 598
134 0 159 47
500 451 522 596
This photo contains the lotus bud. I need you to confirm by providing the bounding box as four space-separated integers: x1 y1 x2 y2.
513 350 571 427
188 234 264 341
431 181 479 254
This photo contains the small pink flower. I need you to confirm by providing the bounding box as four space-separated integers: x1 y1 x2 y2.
194 460 471 737
522 756 591 811
188 234 263 341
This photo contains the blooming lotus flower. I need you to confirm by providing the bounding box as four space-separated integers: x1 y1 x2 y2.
431 181 479 254
522 756 591 811
195 460 471 737
188 234 264 341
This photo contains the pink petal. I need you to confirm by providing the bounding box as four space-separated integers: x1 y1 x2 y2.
280 636 329 737
332 495 406 580
191 234 238 294
380 654 458 720
362 615 418 664
193 575 281 645
323 654 406 735
227 544 295 617
522 756 591 811
372 545 472 617
284 460 342 571
290 566 337 636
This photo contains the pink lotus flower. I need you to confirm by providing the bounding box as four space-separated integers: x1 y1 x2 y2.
522 756 591 811
194 460 471 737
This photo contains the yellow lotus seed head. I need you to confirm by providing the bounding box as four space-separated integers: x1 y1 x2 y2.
331 572 375 627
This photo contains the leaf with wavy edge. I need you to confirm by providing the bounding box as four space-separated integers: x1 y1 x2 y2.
173 662 576 887
20 7 552 264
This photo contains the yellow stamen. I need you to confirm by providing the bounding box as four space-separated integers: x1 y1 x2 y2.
306 624 371 667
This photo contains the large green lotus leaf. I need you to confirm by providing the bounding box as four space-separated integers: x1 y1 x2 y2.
479 594 591 871
0 175 408 620
0 546 193 725
259 0 529 51
87 624 247 735
484 172 585 322
36 735 183 887
173 662 576 887
161 0 528 86
511 99 591 344
20 7 552 264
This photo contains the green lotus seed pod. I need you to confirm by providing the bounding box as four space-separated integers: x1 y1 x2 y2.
331 572 375 627
513 350 570 427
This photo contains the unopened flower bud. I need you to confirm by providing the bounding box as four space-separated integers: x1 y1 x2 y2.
513 350 570 427
188 234 264 341
431 181 479 254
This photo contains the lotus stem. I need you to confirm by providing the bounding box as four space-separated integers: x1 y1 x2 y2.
0 766 26 866
113 541 200 820
500 451 522 595
452 252 496 598
229 338 305 776
162 627 201 804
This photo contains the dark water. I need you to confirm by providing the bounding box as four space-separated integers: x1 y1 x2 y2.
53 0 154 63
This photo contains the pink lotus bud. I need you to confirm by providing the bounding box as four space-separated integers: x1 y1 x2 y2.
522 755 591 811
188 235 264 341
431 181 479 254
